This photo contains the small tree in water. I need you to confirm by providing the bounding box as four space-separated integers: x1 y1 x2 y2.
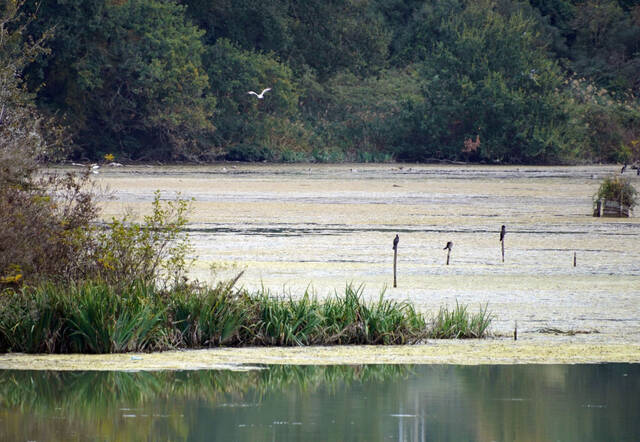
593 177 638 213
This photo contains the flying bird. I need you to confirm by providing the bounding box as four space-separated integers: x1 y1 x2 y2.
500 225 506 242
248 88 271 99
443 241 453 251
393 234 399 250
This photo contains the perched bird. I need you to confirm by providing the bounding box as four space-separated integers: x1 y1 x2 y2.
248 87 271 99
621 163 627 174
393 234 399 250
500 225 506 242
443 241 453 251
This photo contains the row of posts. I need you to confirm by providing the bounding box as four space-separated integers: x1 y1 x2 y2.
391 225 578 288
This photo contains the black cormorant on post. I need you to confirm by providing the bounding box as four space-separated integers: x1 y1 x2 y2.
443 241 453 265
393 234 399 250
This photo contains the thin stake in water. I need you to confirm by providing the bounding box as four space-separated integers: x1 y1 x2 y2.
393 234 399 287
500 225 506 263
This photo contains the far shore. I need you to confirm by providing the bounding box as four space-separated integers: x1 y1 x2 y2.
2 340 639 371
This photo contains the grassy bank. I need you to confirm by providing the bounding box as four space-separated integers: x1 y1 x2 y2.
0 281 492 354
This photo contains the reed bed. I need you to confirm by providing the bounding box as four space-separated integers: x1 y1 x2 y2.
429 302 493 339
0 281 492 354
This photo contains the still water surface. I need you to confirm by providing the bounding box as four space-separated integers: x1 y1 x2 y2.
1 364 638 441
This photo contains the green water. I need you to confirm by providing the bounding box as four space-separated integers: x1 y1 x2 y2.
0 364 637 441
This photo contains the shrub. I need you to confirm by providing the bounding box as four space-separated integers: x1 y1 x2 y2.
89 191 194 288
0 2 99 286
0 171 100 285
594 176 638 210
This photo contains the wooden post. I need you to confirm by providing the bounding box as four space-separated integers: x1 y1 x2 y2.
514 320 518 341
446 249 450 265
393 234 399 288
573 252 576 267
500 225 506 263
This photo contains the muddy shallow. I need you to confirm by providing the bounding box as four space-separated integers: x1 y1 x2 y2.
9 163 636 369
1 342 639 370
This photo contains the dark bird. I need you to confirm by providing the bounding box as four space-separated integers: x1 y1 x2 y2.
500 225 506 242
621 163 627 174
393 234 399 250
443 241 453 251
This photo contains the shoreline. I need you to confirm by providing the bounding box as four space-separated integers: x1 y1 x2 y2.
1 340 639 371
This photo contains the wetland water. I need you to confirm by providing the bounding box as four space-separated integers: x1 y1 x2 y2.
94 164 640 342
1 364 638 441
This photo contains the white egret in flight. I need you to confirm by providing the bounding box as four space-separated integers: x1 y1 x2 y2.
248 88 271 99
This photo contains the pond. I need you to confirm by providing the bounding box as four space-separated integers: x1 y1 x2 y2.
91 164 640 342
1 364 637 441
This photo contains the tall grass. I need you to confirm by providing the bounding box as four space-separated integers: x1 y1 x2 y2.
429 302 493 339
165 278 247 347
0 282 492 354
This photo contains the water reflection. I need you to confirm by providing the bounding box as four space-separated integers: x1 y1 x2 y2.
1 364 637 441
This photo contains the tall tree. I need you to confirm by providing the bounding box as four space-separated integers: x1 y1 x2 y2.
394 0 570 163
25 0 215 160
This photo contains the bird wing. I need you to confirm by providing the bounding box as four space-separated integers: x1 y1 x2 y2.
260 88 271 95
248 91 258 96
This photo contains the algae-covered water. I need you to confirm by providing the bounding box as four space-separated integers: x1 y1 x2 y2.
92 164 640 342
1 364 638 441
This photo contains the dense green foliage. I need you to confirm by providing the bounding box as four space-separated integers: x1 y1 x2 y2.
0 281 493 353
6 0 639 163
1 2 98 285
0 6 192 290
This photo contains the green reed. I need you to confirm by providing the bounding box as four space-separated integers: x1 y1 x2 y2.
0 281 492 353
429 301 493 339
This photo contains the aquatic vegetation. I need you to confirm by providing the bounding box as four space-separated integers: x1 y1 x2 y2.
594 176 638 210
429 302 493 339
0 281 492 353
245 285 428 346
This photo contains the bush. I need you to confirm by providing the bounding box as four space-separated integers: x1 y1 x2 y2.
594 176 638 210
88 191 194 288
0 2 99 286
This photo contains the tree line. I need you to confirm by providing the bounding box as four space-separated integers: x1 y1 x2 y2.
6 0 640 164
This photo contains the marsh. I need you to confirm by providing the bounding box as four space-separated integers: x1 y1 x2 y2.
91 163 640 344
